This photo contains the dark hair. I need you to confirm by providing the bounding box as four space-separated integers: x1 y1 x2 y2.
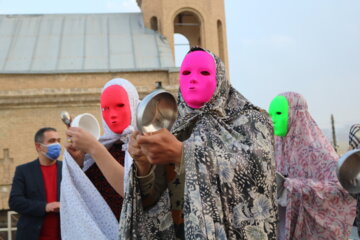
188 46 205 54
34 127 57 143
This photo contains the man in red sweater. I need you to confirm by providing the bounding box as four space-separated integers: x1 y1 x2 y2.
9 127 62 240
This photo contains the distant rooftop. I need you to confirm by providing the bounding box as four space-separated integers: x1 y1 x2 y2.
0 13 175 74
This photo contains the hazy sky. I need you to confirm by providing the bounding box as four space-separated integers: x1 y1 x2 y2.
0 0 359 131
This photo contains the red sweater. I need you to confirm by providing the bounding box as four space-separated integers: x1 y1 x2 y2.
39 163 60 240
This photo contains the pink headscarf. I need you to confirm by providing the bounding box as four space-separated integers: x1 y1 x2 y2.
275 92 356 240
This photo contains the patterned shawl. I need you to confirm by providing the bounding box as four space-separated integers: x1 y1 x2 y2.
274 92 356 240
61 78 139 240
119 48 278 239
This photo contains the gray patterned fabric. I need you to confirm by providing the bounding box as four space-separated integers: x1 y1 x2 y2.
119 48 278 239
119 166 175 240
349 124 360 150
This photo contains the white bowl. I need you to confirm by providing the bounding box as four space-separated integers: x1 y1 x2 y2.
71 113 100 140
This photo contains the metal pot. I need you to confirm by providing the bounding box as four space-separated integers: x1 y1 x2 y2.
336 148 360 194
136 89 177 133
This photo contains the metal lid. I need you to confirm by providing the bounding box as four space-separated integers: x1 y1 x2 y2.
336 149 360 194
136 89 177 133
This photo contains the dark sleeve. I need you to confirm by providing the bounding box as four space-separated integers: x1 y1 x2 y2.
136 164 168 209
8 166 47 217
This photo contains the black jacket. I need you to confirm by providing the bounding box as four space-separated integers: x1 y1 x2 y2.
9 159 62 240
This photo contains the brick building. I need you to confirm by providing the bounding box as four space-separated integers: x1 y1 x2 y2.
0 0 228 238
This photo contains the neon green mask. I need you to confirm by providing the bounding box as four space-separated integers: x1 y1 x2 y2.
269 96 289 137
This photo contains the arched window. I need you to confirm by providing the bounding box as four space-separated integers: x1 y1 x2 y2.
150 16 158 31
174 33 190 67
173 11 201 47
217 19 225 62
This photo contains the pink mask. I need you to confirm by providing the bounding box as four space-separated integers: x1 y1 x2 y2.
179 51 217 109
101 85 131 134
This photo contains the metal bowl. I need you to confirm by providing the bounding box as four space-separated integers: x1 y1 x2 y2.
136 89 177 133
276 171 286 199
336 149 360 194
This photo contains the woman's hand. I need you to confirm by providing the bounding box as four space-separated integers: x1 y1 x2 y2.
129 131 152 176
66 127 99 155
67 127 125 196
137 128 183 165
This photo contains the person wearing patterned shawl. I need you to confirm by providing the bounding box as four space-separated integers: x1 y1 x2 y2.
62 78 139 239
269 92 356 240
123 47 278 240
348 124 360 236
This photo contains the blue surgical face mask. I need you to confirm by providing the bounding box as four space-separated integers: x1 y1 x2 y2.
41 143 61 161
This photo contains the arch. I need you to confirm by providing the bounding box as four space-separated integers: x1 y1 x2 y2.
173 9 203 48
171 7 205 31
217 19 225 62
174 33 190 67
150 16 158 31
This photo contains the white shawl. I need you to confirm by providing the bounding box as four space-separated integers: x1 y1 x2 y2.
60 78 139 240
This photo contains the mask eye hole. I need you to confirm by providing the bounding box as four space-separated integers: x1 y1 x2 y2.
182 70 190 75
117 104 124 108
201 71 210 76
276 112 282 115
102 106 109 111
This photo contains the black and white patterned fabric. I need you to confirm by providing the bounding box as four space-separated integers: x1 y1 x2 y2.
349 124 360 150
119 166 175 240
119 48 278 240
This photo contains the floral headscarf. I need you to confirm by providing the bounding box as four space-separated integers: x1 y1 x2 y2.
171 48 278 239
120 48 278 239
274 92 356 240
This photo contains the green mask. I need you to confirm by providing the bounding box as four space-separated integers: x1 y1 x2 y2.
269 96 289 137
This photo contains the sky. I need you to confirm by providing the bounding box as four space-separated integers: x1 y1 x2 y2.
0 0 359 134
